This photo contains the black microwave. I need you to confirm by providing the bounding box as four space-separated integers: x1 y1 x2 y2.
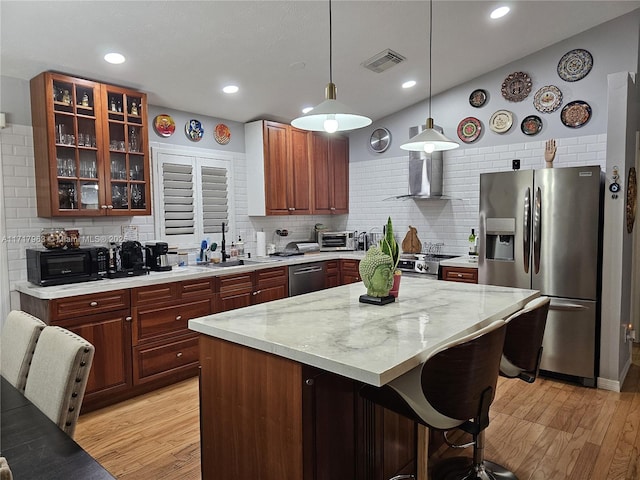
27 247 108 287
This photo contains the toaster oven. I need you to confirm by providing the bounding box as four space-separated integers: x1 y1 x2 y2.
318 231 356 251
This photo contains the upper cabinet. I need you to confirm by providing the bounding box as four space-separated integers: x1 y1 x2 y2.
245 120 348 216
245 120 312 216
30 72 151 217
311 133 349 215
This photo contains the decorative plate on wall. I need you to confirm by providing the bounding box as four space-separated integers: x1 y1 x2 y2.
560 100 592 128
557 49 593 82
501 72 532 102
214 123 231 145
185 119 204 141
369 127 391 153
533 85 563 113
153 114 176 137
489 110 514 134
627 167 637 234
469 89 488 108
521 115 543 136
457 117 482 143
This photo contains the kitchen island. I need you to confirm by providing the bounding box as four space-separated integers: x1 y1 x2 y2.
189 276 538 480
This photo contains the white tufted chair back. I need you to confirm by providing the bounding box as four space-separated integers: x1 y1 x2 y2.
24 326 95 437
0 310 46 392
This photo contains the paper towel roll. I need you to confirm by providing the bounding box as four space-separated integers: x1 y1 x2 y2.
256 231 267 257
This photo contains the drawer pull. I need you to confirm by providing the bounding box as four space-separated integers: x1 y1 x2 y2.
175 315 182 321
457 273 463 278
125 316 132 322
176 352 183 358
90 301 98 307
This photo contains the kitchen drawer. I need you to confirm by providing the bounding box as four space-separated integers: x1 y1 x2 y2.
133 298 212 344
51 289 130 320
180 277 215 299
131 282 180 306
255 266 288 289
133 335 199 385
218 272 253 294
441 266 478 284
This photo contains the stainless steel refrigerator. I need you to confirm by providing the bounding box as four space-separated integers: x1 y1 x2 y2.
479 165 604 386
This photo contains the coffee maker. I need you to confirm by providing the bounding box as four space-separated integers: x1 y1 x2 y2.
107 241 149 278
145 242 172 272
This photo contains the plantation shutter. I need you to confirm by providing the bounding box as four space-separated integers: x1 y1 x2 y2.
201 166 228 234
162 163 195 236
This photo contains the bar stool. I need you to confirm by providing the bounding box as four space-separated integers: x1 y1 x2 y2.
360 319 507 480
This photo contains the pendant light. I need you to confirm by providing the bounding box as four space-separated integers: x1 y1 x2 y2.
400 0 459 153
291 0 371 133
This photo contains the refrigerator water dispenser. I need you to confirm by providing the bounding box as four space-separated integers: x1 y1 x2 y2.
485 218 515 261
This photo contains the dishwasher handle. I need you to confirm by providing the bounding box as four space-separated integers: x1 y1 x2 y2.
292 266 324 275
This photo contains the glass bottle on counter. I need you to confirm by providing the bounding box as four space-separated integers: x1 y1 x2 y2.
468 228 478 256
236 235 244 258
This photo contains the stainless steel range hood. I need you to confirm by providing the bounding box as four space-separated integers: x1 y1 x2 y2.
395 124 453 200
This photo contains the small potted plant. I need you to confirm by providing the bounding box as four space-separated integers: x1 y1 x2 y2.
380 217 402 297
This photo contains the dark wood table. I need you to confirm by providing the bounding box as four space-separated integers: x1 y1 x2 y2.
1 376 115 479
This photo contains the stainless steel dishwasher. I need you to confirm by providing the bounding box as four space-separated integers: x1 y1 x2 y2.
288 262 326 296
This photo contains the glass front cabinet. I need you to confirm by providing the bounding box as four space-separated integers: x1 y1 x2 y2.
30 72 151 217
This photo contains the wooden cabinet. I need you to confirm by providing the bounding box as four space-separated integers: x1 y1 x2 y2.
311 133 349 214
131 278 214 386
325 260 340 288
19 290 133 410
246 120 312 216
199 335 417 480
441 266 478 284
30 71 150 217
217 266 288 312
340 259 361 285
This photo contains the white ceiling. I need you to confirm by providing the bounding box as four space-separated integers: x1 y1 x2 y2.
2 1 639 125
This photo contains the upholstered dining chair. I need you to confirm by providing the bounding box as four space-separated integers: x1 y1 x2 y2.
24 326 95 438
360 319 507 480
0 310 46 392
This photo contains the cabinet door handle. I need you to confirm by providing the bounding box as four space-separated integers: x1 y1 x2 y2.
305 378 314 386
107 205 114 209
89 301 98 307
125 316 132 322
176 352 183 358
330 207 336 211
175 315 182 321
101 205 108 209
288 207 295 211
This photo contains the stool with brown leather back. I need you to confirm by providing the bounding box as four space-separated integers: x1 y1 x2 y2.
360 319 508 480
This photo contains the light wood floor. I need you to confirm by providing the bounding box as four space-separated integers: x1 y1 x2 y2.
75 345 640 480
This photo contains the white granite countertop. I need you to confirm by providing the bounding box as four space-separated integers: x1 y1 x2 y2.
439 255 479 269
189 277 538 386
15 252 366 300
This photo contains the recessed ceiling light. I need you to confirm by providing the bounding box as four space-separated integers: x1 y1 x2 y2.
402 80 417 89
223 85 239 94
490 6 510 19
302 107 314 114
104 52 125 64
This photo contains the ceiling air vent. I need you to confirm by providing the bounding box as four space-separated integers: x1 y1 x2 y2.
362 49 406 73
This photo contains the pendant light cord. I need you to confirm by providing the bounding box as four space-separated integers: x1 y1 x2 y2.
428 0 432 120
329 0 333 85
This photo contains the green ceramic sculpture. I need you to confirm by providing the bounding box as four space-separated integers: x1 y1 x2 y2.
359 246 394 297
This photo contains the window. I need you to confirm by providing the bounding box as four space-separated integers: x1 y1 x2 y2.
152 146 234 247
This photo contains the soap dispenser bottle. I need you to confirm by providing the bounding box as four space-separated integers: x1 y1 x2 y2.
236 235 245 258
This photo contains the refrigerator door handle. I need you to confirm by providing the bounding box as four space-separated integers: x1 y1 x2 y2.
533 186 542 274
549 300 589 312
523 187 531 274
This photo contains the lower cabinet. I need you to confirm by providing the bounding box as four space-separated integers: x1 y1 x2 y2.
199 335 416 480
55 309 133 407
217 266 288 312
340 259 361 285
325 260 339 288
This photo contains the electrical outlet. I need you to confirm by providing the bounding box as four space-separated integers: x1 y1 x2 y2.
276 229 289 237
512 159 520 170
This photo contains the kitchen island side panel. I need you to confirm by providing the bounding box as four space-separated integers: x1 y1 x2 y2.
199 335 304 480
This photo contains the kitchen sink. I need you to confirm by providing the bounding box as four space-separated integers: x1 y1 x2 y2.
198 259 259 268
